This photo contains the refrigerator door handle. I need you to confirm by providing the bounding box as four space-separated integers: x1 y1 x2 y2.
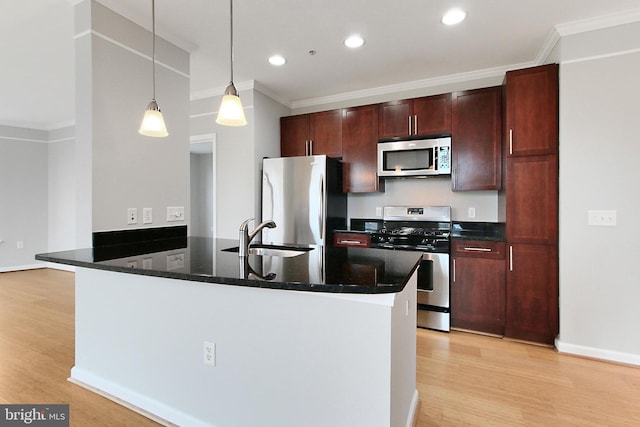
319 173 325 241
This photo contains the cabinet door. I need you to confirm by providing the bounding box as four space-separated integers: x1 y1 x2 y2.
280 115 309 157
343 105 384 193
451 87 502 191
505 64 558 156
451 256 506 335
309 109 342 158
505 243 558 345
413 93 452 136
506 154 558 244
378 99 412 139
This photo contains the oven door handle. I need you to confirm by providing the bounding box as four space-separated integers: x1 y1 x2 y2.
418 259 434 292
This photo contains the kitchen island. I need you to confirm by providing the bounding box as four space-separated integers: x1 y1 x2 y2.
37 237 420 427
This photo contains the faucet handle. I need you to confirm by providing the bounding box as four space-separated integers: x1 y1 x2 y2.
239 218 254 231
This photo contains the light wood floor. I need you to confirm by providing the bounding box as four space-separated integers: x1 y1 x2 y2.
2 269 639 426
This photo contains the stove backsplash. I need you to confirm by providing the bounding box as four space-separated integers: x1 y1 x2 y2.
347 177 499 223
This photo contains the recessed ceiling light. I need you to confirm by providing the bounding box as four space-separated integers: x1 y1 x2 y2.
344 34 365 49
441 8 467 25
268 55 287 66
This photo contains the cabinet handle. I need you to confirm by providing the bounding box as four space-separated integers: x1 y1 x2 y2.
414 115 418 135
509 129 513 155
509 245 513 271
309 140 313 155
453 259 456 283
338 239 365 245
305 140 309 156
408 116 412 135
463 247 492 252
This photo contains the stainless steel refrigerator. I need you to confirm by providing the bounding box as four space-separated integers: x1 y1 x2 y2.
261 155 347 246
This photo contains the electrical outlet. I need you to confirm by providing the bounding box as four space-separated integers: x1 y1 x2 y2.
167 206 185 222
143 208 153 224
17 240 24 249
142 258 153 269
127 260 137 268
203 341 216 366
375 207 382 216
127 208 138 225
468 207 476 219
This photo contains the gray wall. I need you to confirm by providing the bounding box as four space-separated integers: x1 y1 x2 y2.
555 21 640 364
0 126 49 270
74 0 190 243
190 153 213 238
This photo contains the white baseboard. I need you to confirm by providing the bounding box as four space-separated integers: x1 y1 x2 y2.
555 339 640 366
69 367 209 427
0 264 45 273
46 262 76 272
406 389 419 427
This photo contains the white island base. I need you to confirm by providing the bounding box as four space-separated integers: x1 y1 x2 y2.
70 267 418 427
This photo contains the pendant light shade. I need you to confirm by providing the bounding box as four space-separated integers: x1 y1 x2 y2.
139 0 168 137
216 0 247 127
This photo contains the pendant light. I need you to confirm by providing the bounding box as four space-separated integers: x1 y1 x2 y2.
139 0 169 137
216 0 247 127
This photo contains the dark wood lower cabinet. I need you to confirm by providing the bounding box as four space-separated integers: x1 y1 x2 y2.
451 240 506 335
505 243 559 345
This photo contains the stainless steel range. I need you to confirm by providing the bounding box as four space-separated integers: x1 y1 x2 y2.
370 206 451 331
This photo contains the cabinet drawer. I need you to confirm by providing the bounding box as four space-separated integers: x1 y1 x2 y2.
333 232 371 248
452 239 505 259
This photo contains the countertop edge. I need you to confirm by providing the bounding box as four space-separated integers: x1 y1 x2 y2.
36 252 417 295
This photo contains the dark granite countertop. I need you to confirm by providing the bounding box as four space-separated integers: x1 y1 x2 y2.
450 221 506 242
36 237 422 294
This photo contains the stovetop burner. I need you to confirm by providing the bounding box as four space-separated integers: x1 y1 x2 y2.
368 206 452 253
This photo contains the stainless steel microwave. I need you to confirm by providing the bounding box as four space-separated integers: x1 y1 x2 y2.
377 137 451 177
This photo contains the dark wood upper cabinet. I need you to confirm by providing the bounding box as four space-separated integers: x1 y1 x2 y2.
505 64 559 157
342 105 384 193
280 110 342 158
451 87 502 191
378 93 451 139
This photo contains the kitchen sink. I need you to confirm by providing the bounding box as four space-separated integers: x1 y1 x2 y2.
222 244 312 258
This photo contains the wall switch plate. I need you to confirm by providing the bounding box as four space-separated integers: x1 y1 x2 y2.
203 341 216 366
167 206 185 222
375 207 382 216
127 208 137 225
16 240 24 249
143 208 153 224
142 258 153 269
468 207 476 219
588 210 617 226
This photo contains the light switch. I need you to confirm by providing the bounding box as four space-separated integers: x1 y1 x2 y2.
588 210 617 226
143 208 153 224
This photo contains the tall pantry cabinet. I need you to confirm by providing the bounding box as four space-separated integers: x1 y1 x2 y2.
500 64 559 345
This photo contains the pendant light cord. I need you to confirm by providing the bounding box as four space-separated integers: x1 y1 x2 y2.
152 0 157 101
229 0 234 84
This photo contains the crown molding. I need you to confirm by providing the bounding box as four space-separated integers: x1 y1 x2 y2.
290 63 534 110
555 7 640 36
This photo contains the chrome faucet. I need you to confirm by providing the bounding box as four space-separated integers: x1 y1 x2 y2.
238 218 276 257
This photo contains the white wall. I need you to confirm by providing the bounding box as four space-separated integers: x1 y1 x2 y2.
190 85 286 239
0 126 49 270
348 179 498 222
556 21 640 364
74 0 190 238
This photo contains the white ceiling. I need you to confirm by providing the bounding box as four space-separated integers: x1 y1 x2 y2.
2 0 640 130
